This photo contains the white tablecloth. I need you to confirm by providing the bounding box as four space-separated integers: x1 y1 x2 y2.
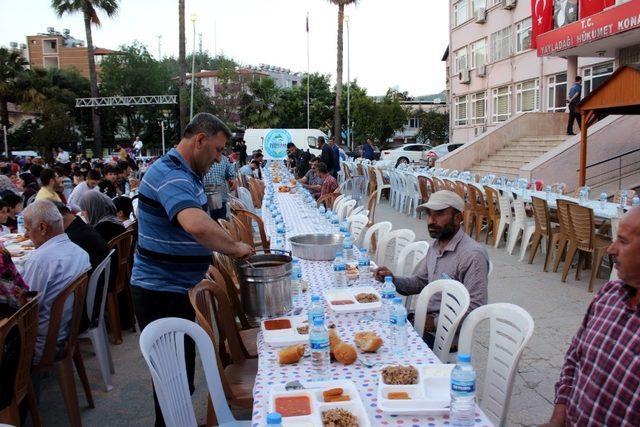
251 190 494 427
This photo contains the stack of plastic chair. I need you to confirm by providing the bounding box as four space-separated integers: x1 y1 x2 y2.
507 198 536 261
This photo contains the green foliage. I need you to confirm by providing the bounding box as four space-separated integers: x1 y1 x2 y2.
350 85 408 149
240 77 280 129
0 47 29 129
416 110 449 145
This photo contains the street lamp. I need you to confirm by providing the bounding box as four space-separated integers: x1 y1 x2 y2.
345 15 352 151
190 14 197 120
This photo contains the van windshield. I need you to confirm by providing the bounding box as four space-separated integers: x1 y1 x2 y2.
308 136 317 149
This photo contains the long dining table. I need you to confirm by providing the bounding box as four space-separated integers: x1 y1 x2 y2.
250 184 494 426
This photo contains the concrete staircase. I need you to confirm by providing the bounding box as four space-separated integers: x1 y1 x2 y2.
469 136 567 178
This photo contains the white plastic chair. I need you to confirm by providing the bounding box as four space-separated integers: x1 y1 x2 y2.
347 214 369 244
404 173 421 217
495 192 513 248
139 317 251 427
332 194 347 211
79 249 115 391
337 199 357 222
237 187 256 215
507 198 536 261
395 172 408 212
362 221 392 255
414 279 470 363
349 205 367 218
376 228 416 268
458 303 535 427
374 167 391 204
394 240 429 276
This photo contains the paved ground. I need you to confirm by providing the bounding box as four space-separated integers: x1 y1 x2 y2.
33 199 607 426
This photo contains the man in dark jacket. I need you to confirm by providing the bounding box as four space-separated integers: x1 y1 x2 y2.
328 137 341 177
318 136 336 179
286 142 312 179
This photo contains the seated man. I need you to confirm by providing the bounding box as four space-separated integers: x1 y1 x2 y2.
374 190 489 346
238 159 260 177
22 200 90 364
542 207 640 427
317 161 338 198
35 168 62 203
113 196 134 227
298 157 323 197
67 169 101 212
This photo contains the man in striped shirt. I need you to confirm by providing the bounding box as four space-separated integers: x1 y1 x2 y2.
543 207 640 427
131 113 253 426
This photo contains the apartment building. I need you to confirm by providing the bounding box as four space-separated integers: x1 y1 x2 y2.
448 0 616 143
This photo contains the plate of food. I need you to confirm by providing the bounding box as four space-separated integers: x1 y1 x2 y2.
376 364 455 415
268 379 371 426
322 286 382 313
261 315 310 347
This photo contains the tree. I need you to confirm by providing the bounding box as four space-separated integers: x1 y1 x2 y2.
52 0 119 157
240 77 281 128
350 87 408 149
0 48 28 133
178 0 188 133
416 110 449 145
277 73 334 130
328 0 358 145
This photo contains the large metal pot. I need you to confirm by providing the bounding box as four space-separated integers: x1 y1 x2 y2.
205 184 224 211
236 250 292 318
289 233 344 261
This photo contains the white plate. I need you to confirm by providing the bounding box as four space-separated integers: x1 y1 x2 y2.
268 379 371 427
261 315 310 347
376 364 455 415
323 286 382 313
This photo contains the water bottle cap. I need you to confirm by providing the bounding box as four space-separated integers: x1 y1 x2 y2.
311 295 320 302
457 353 471 363
313 317 324 326
384 276 393 282
292 259 299 264
360 248 368 254
335 251 342 256
345 232 351 238
266 412 282 424
392 297 402 304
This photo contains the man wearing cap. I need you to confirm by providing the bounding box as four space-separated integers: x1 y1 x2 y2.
374 190 489 346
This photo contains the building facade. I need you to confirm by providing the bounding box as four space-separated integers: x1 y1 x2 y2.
448 0 617 144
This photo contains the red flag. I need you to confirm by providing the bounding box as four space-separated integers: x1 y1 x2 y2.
579 0 615 18
531 0 555 48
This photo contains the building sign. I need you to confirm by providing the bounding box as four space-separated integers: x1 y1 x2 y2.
263 129 291 160
537 0 640 55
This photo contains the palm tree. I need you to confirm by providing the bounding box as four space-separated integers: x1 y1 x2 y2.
328 0 357 145
0 48 28 133
52 0 119 157
178 0 189 132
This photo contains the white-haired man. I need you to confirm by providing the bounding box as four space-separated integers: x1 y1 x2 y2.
22 200 90 364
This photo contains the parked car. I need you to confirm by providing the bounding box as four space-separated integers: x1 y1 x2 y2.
381 144 432 166
347 144 381 161
421 142 464 166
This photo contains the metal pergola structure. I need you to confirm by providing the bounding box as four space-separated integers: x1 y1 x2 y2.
75 95 177 108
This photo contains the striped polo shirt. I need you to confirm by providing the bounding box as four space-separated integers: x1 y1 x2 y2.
131 148 212 294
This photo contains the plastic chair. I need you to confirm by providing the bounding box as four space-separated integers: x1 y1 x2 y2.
484 186 501 246
394 241 429 276
349 205 367 218
237 187 256 215
374 167 391 204
361 221 392 255
332 194 347 211
613 189 635 205
495 192 513 248
458 303 534 427
79 250 115 391
317 193 339 210
337 199 357 222
404 173 421 218
553 198 577 273
232 209 270 251
414 279 470 363
507 199 536 261
32 273 93 427
366 189 380 226
106 229 136 344
468 184 489 241
346 214 369 244
528 197 560 272
417 175 432 218
139 317 251 427
376 229 416 268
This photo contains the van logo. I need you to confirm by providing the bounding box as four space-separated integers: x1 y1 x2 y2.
263 129 292 159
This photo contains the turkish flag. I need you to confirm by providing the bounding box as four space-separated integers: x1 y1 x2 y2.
531 0 555 48
579 0 615 18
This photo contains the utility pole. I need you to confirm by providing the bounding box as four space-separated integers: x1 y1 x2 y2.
156 35 162 60
214 19 218 57
199 32 203 54
190 14 197 120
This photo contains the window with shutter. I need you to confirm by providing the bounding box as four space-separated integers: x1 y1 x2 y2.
455 96 468 126
492 86 512 123
516 79 540 113
471 92 486 124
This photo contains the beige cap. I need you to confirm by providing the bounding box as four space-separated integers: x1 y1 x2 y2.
416 190 465 213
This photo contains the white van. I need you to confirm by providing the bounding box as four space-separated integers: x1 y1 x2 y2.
243 129 327 160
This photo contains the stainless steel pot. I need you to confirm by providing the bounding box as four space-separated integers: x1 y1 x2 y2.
235 250 292 318
289 233 344 261
205 184 223 211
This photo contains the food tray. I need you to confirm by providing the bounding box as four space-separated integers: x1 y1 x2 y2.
268 379 371 427
376 364 455 415
261 315 310 347
322 286 382 313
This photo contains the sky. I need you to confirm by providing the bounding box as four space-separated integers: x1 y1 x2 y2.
0 0 449 97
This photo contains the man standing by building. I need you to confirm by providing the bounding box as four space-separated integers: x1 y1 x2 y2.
542 207 640 427
133 136 144 156
204 153 237 221
131 113 253 426
362 138 376 161
328 137 341 177
567 76 582 135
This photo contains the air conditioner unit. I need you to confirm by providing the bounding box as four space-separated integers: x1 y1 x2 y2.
477 65 487 77
502 0 516 9
475 8 487 23
459 68 471 84
9 42 18 48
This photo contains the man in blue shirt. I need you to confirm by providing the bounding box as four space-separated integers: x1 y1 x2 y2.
362 138 376 160
203 154 237 220
131 113 253 426
567 76 582 135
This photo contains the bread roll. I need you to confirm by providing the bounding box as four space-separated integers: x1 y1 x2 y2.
333 342 357 365
278 344 305 364
354 331 383 353
329 329 342 354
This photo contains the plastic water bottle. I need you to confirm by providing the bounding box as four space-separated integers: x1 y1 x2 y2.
339 220 349 236
310 317 330 381
17 214 25 234
450 353 477 427
342 232 356 265
390 297 408 356
333 251 347 288
599 192 608 210
290 259 302 305
620 190 628 208
266 412 283 426
633 196 640 207
579 189 587 205
379 276 397 322
125 180 131 195
545 185 552 201
318 205 326 218
330 213 340 231
358 248 371 284
308 295 325 325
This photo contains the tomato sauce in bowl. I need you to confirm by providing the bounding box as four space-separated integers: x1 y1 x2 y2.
274 395 312 417
264 319 292 330
331 300 355 305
